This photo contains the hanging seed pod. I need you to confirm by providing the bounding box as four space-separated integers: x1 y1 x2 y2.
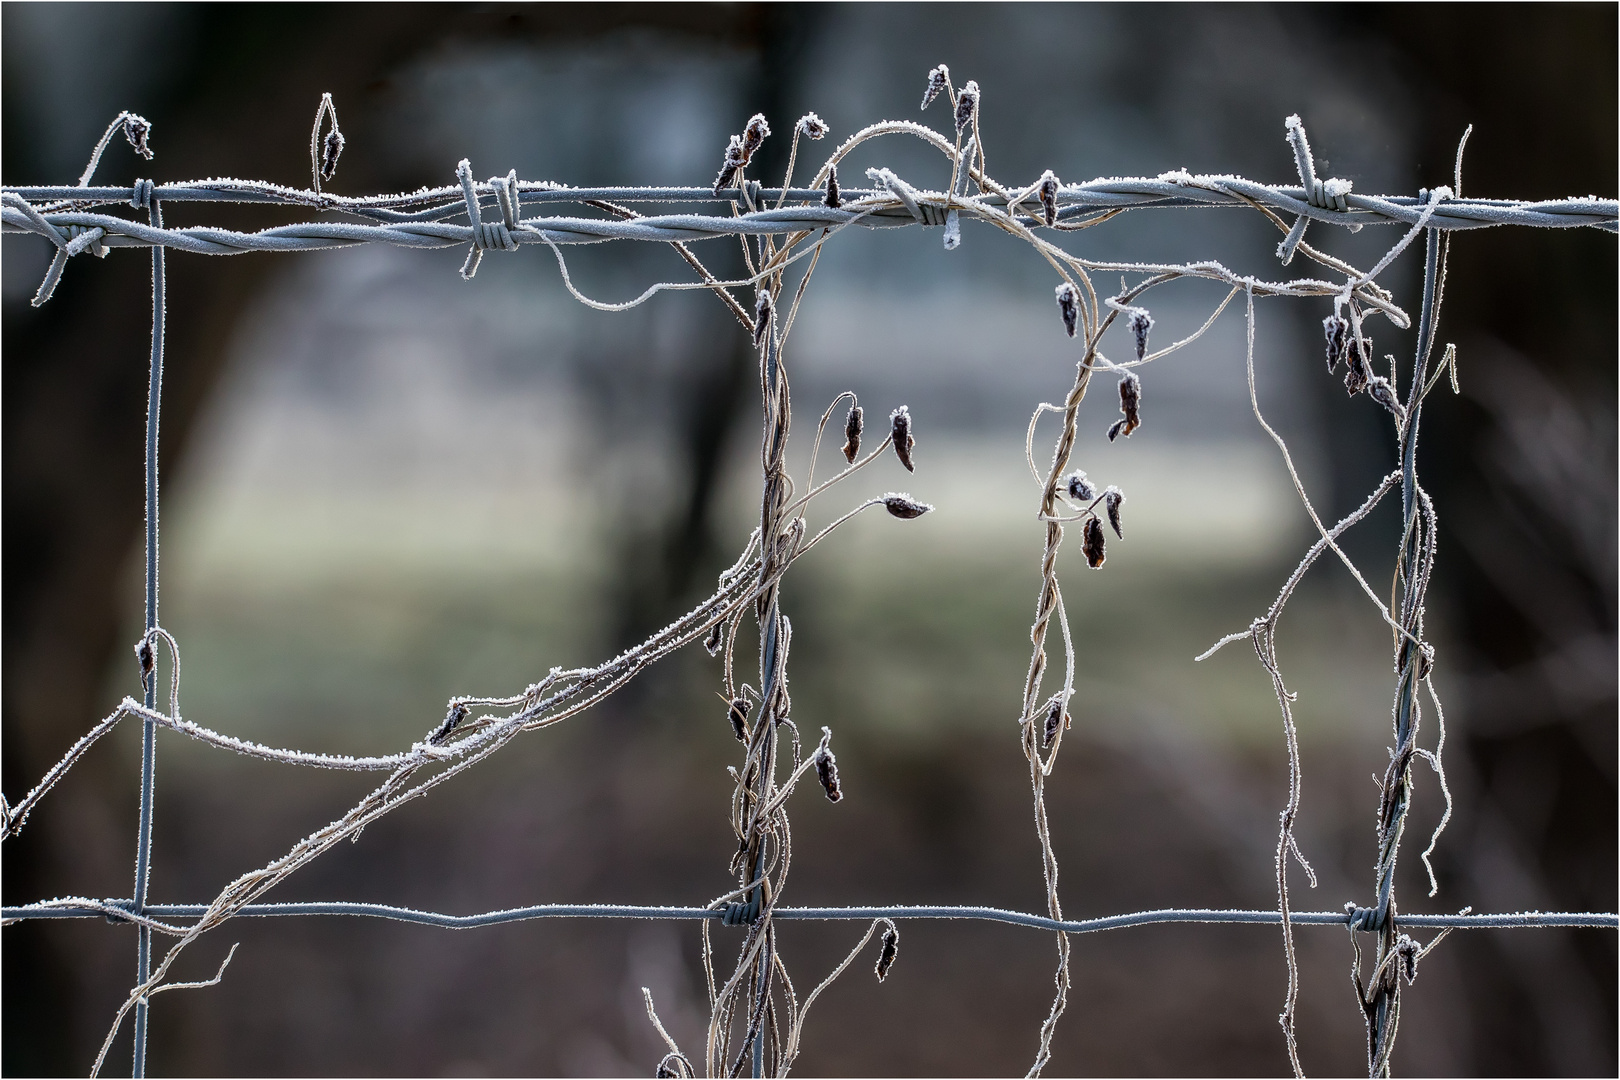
890 406 915 472
123 114 154 159
1065 470 1096 502
922 65 950 111
1127 308 1154 361
815 729 843 802
875 925 900 980
1037 170 1060 226
881 493 933 519
1109 371 1142 441
842 403 863 462
703 621 724 657
824 163 842 209
319 127 345 183
1323 314 1349 372
1416 642 1436 681
429 702 468 745
727 695 750 742
135 638 155 681
797 112 828 140
753 289 774 348
1055 282 1079 338
1103 486 1125 539
954 81 979 135
1082 516 1107 568
1042 697 1065 749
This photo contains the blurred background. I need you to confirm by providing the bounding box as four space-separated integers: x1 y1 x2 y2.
2 3 1613 1075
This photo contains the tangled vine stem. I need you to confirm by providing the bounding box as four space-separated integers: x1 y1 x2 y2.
2 71 1615 1080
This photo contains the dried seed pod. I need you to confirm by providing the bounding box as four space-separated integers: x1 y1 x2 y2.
921 64 950 111
727 695 750 741
123 114 154 159
875 925 900 980
703 621 724 656
1323 314 1349 372
841 403 864 462
1416 642 1436 681
135 638 155 680
429 702 468 745
881 493 933 519
740 113 771 162
890 406 915 472
1109 371 1141 440
1103 485 1125 539
753 289 774 348
797 112 828 140
319 127 345 183
824 164 841 209
954 80 979 134
1037 170 1060 226
1395 934 1421 983
1042 697 1065 749
1065 470 1096 502
814 729 843 802
1054 282 1079 338
1127 308 1154 361
1082 516 1107 568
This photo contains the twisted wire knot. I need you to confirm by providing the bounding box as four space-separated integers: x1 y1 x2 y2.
456 160 522 280
1345 902 1385 932
129 178 154 210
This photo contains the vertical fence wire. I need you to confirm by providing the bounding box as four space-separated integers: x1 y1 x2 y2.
130 195 164 1079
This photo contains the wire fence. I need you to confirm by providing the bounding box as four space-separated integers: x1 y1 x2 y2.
2 77 1616 1079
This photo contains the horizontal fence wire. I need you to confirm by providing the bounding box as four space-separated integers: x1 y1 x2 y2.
3 180 1616 263
5 901 1615 933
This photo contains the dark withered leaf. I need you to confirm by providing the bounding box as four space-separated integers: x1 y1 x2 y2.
890 406 915 472
881 493 933 519
753 290 774 347
875 925 900 980
1042 698 1065 749
728 695 750 742
713 134 747 196
815 731 843 802
703 621 724 656
1104 486 1124 539
1345 335 1373 395
824 164 842 209
1054 282 1078 338
1366 375 1407 423
921 65 950 111
1037 170 1060 226
1112 371 1142 439
1065 470 1096 502
1323 314 1349 372
1127 308 1154 362
954 80 979 134
842 403 863 462
124 114 154 159
429 702 468 745
1082 516 1107 568
320 128 345 183
740 114 771 162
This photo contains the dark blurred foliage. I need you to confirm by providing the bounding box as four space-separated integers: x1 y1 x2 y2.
3 4 1613 1076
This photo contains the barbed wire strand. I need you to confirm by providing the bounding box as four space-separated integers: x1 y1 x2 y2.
2 86 1616 1080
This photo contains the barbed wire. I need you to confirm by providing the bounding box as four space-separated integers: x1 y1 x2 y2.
2 76 1615 1080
